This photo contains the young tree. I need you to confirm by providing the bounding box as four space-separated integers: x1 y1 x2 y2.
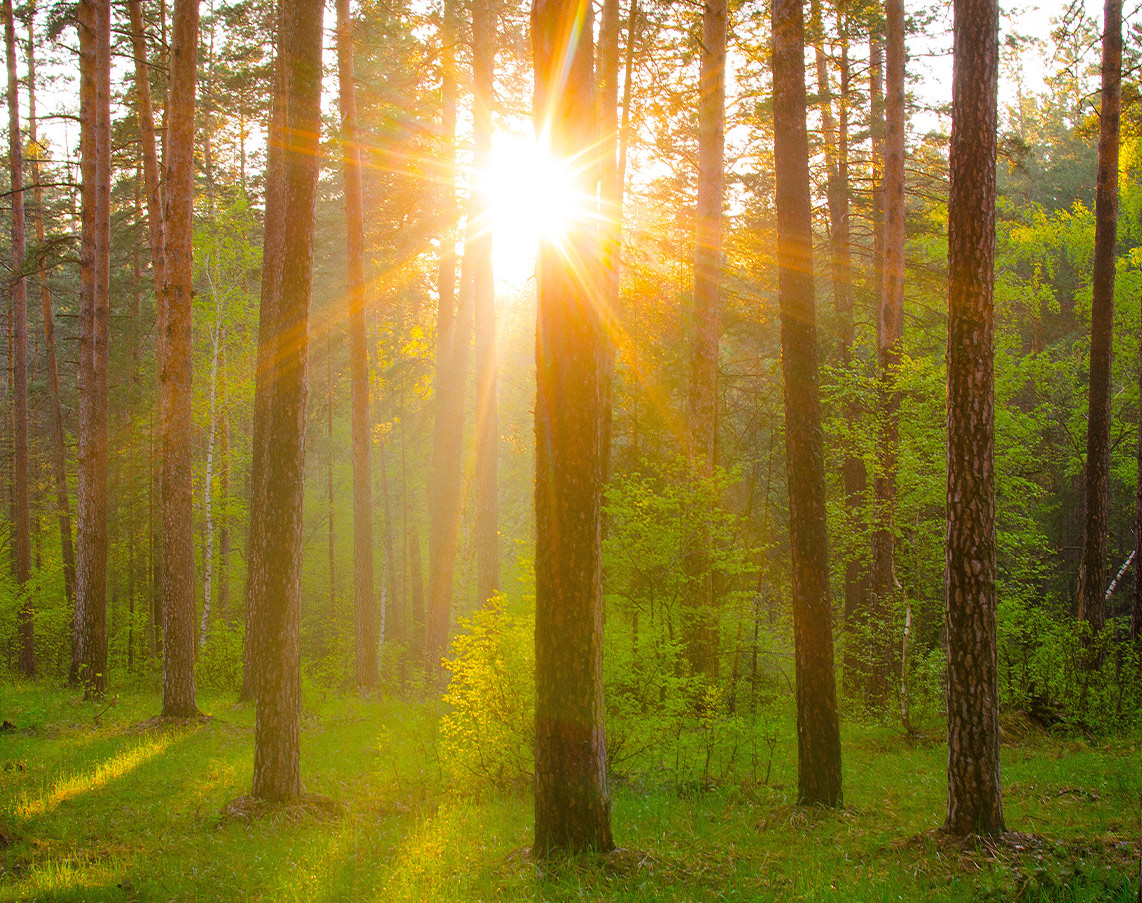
944 0 1004 837
159 0 200 718
251 0 324 800
335 0 379 689
1076 0 1122 636
771 0 843 808
531 0 614 854
5 0 33 675
75 0 111 696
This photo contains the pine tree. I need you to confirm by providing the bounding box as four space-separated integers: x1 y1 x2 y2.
944 0 1004 838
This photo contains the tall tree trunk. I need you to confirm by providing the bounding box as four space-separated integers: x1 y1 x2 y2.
241 15 288 703
26 2 77 627
5 0 33 675
160 0 200 717
828 12 869 701
425 0 469 677
771 0 843 808
378 437 401 649
944 0 1004 837
409 508 425 660
868 0 906 706
1134 293 1142 642
1077 0 1121 637
199 320 221 648
683 0 727 681
128 0 166 301
129 0 166 667
335 0 378 688
218 367 230 626
598 0 637 483
473 0 499 610
251 0 323 800
531 0 614 856
76 0 111 696
690 0 725 469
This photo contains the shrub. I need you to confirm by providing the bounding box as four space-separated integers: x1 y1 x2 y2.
438 596 534 793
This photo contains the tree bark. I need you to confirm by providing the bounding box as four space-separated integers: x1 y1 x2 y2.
598 0 637 485
75 0 111 697
826 12 870 702
425 0 469 677
531 0 614 856
1076 0 1121 637
159 0 200 718
944 0 1004 837
335 0 379 689
473 0 499 610
5 0 33 675
771 0 843 808
199 320 220 647
128 0 166 302
1134 288 1142 641
26 5 77 627
241 12 288 703
218 370 230 626
251 0 323 800
868 0 906 706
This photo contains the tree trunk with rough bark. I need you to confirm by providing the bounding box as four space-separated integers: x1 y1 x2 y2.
159 0 200 718
335 0 379 689
241 17 287 703
251 0 323 800
771 0 843 808
1076 0 1121 637
531 0 614 856
944 0 1004 837
5 0 33 675
75 0 111 697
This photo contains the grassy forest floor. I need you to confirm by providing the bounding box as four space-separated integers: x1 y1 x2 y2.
0 683 1138 902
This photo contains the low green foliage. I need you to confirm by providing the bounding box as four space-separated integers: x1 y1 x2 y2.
439 596 535 792
0 684 1139 902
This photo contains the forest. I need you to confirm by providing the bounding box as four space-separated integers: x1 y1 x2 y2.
0 0 1141 896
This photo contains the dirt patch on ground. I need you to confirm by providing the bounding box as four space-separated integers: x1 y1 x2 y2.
218 792 345 826
132 711 213 733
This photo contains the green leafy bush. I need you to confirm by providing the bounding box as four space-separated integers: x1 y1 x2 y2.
439 596 535 793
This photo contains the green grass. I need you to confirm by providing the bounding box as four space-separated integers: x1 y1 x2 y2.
0 682 1138 901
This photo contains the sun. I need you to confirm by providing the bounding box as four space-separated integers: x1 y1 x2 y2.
485 131 580 288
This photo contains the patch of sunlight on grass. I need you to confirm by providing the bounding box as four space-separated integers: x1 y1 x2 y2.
14 733 172 819
0 850 128 903
383 799 495 895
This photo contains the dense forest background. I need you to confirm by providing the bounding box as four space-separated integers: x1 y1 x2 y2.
0 0 1141 801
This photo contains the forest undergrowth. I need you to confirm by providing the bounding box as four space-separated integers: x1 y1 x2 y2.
0 683 1137 902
